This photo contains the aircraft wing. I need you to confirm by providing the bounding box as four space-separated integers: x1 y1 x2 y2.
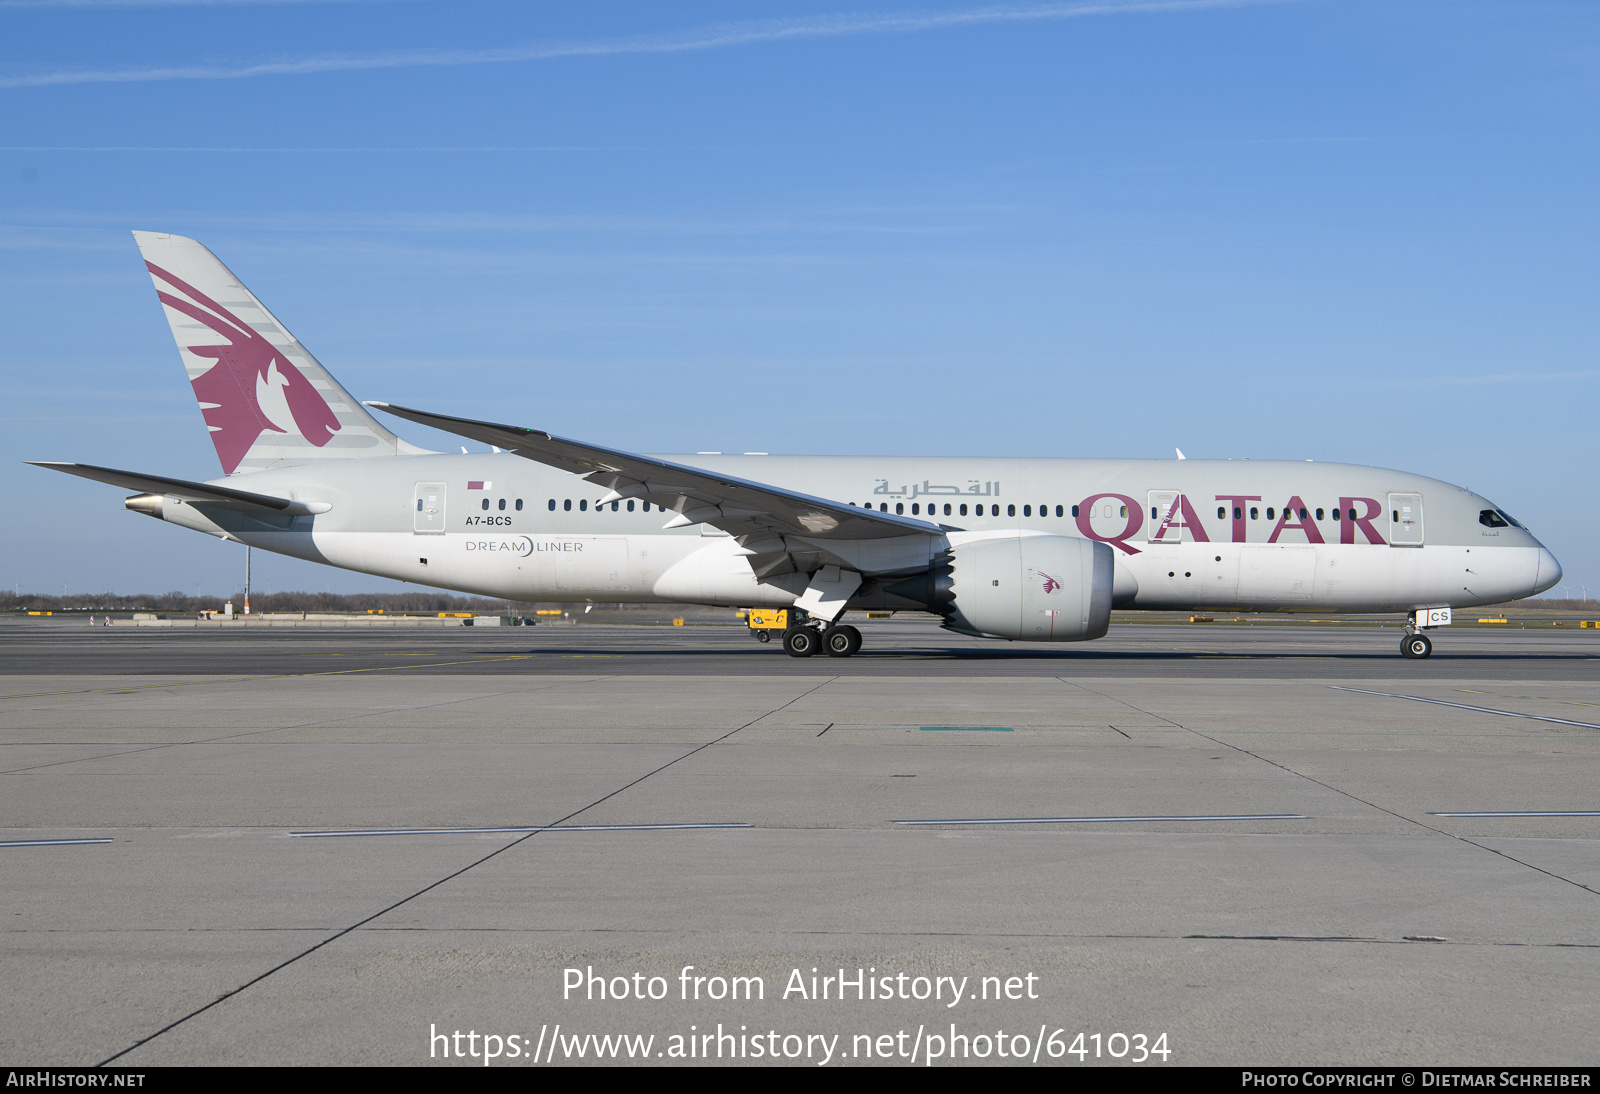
28 462 328 515
367 402 946 579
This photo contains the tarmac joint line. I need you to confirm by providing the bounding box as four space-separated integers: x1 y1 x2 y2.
93 675 839 1067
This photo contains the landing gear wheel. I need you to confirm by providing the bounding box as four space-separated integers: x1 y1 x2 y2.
1401 633 1432 659
754 629 771 643
824 624 862 658
783 627 819 658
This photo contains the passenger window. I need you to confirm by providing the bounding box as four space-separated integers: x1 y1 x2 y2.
515 499 523 511
1217 506 1226 520
896 503 904 515
642 502 651 512
1266 507 1274 520
1234 507 1242 520
1315 508 1324 520
1332 508 1340 521
481 499 489 511
1348 508 1356 521
580 500 588 511
416 499 423 512
1024 505 1032 517
944 503 952 516
911 503 919 515
548 499 556 511
1119 506 1127 518
1249 507 1258 520
627 500 635 511
498 498 506 511
1298 508 1306 519
611 501 619 511
1008 504 1016 517
960 504 968 516
1055 505 1064 518
880 503 888 512
1071 505 1079 517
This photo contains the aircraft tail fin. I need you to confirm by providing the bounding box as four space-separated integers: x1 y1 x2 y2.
132 231 428 476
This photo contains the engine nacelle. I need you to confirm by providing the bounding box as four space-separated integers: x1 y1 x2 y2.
891 532 1113 642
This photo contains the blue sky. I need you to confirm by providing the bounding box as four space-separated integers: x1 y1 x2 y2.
2 0 1596 599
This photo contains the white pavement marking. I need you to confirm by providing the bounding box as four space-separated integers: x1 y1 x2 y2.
1329 687 1600 730
289 823 752 837
1430 812 1600 818
896 814 1310 826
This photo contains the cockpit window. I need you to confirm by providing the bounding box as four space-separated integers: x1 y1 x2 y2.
1478 509 1510 529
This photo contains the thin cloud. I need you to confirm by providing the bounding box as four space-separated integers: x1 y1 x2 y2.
0 0 1290 89
0 146 644 152
0 0 427 8
1384 370 1600 388
0 206 997 244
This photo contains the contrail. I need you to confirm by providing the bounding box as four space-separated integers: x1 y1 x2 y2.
1 0 417 8
0 0 1291 89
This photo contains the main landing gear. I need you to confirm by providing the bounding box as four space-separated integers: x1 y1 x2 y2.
783 622 862 658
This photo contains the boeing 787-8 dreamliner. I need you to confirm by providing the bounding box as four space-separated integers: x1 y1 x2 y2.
31 232 1562 659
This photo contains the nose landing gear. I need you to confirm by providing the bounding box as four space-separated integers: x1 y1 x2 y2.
1401 632 1432 659
1401 607 1445 658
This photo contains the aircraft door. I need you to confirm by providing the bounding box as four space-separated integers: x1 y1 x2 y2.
414 482 445 533
1147 491 1184 543
1388 493 1423 546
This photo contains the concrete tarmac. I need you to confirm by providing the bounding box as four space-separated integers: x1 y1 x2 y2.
2 615 1595 679
2 618 1598 1067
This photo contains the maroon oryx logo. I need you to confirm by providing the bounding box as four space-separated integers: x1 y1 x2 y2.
1038 572 1062 594
147 260 340 474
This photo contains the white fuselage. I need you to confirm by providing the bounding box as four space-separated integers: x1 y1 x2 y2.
148 453 1560 617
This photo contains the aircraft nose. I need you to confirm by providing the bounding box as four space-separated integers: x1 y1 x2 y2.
1533 547 1562 595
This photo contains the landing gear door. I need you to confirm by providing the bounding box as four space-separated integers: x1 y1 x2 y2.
1147 491 1185 543
414 482 445 533
1388 493 1423 546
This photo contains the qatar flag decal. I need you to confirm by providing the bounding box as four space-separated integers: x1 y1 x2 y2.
467 481 492 490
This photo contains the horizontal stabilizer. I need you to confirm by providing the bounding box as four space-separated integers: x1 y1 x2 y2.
28 462 329 515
